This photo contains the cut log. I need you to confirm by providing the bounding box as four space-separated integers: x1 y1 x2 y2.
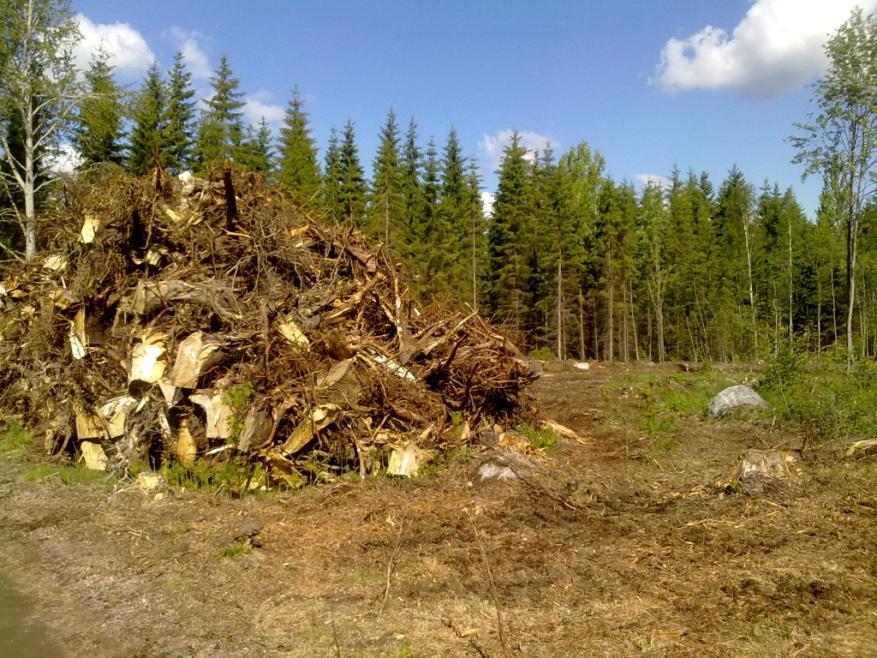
171 331 224 388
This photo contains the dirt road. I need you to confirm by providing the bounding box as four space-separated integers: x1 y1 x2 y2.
1 364 875 656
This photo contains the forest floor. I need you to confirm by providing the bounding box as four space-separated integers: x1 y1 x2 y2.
1 362 875 657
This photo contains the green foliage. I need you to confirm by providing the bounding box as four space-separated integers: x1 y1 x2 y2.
0 420 30 454
516 423 559 454
486 132 535 336
760 354 877 444
223 382 254 445
367 108 404 245
278 85 321 209
161 456 264 495
615 370 736 444
194 54 245 170
338 120 366 224
791 8 877 367
0 0 81 253
224 382 255 410
237 117 274 173
22 463 109 485
759 344 805 390
219 539 252 559
163 51 197 173
75 45 125 167
322 127 343 222
128 61 165 175
528 346 556 361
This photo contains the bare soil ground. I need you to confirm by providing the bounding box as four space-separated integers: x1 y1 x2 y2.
1 364 875 657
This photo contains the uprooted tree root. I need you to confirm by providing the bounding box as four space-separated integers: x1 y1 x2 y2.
0 168 538 488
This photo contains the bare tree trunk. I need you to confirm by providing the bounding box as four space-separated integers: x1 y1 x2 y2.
831 265 839 345
817 275 822 355
578 290 585 360
605 244 614 362
743 210 758 356
685 314 697 362
772 284 779 356
846 209 858 372
592 293 598 360
23 2 37 262
655 296 665 363
630 279 640 362
622 280 629 364
788 210 794 340
555 257 563 359
647 307 653 362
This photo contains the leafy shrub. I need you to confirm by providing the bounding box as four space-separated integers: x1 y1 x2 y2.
528 346 556 362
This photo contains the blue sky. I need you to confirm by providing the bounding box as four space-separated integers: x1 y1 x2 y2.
71 0 877 217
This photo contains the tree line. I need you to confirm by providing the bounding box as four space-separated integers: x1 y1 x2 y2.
2 1 875 365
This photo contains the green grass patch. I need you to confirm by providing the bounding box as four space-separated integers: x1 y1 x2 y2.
22 463 109 485
161 457 267 496
219 539 252 559
0 421 31 456
612 369 736 445
517 423 559 454
758 351 877 445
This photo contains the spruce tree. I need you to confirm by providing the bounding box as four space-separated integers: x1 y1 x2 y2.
338 120 366 225
396 119 423 272
323 127 343 223
410 137 442 300
715 166 757 358
237 117 273 173
437 127 470 301
464 160 486 309
278 85 321 209
75 45 125 167
594 181 637 361
557 142 605 358
636 181 670 361
486 132 533 336
368 108 404 245
194 55 245 170
128 62 165 175
164 51 196 173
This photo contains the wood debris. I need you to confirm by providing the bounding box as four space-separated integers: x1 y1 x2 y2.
0 169 538 486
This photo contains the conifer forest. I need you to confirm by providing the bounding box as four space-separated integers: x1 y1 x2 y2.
2 3 875 367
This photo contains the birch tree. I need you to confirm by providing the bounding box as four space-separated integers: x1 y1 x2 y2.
792 8 877 369
0 0 80 261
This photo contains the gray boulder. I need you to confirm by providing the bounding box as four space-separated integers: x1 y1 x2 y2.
708 385 768 419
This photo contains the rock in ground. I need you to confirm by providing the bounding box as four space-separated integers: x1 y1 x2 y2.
708 385 769 419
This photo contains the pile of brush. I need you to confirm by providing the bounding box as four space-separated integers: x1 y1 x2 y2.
0 167 539 487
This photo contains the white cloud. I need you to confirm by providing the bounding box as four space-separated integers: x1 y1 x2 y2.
45 144 82 175
165 26 212 80
635 174 671 190
480 129 560 172
243 91 285 127
480 191 495 218
653 0 877 98
74 14 154 77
